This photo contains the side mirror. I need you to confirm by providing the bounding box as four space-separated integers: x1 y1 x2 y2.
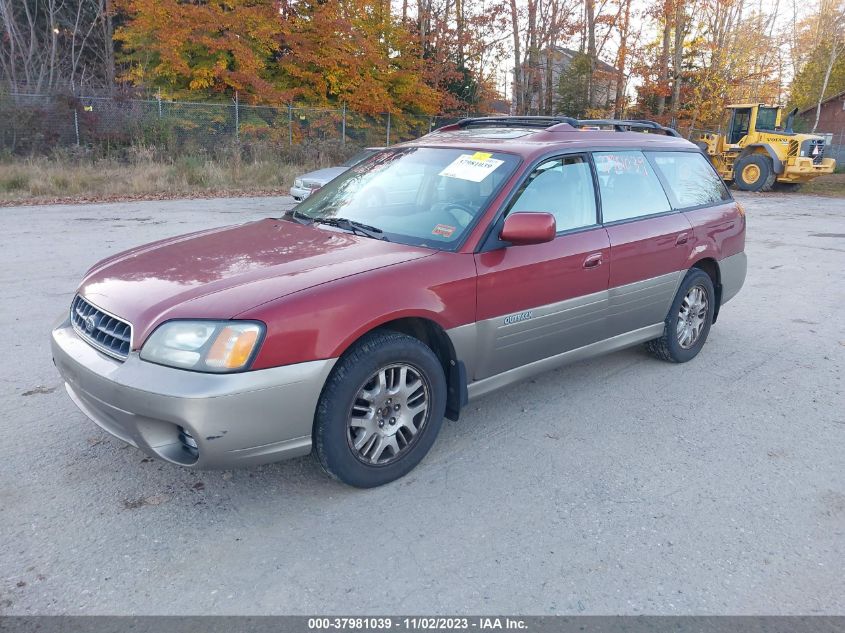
500 212 556 246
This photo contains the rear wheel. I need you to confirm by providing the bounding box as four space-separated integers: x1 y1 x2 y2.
313 330 446 488
646 268 715 363
774 182 802 192
734 154 776 192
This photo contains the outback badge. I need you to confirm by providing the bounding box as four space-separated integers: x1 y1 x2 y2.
503 311 533 325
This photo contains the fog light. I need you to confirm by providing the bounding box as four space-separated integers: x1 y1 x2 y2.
178 426 199 458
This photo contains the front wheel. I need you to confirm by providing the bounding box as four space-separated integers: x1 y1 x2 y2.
646 268 716 363
313 330 446 488
734 154 776 192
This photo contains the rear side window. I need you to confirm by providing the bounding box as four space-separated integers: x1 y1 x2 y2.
593 151 672 223
508 155 597 232
649 151 731 209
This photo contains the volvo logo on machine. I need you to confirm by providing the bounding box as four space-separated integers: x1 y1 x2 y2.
503 311 533 325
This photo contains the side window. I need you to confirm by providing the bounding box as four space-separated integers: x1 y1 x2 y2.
593 151 672 223
508 156 597 232
649 151 731 209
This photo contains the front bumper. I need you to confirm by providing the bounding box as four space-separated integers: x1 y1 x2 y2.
781 157 836 182
51 317 336 469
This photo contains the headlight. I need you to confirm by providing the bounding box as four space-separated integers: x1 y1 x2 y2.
140 321 264 373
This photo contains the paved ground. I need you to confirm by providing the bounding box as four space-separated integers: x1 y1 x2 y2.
0 192 842 615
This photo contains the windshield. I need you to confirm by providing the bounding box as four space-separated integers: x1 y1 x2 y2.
756 107 779 131
293 147 520 250
342 149 380 167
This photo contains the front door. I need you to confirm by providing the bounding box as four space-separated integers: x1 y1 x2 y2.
728 108 752 144
473 155 610 380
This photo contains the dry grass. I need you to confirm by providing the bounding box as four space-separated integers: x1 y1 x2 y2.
801 173 845 198
0 156 309 205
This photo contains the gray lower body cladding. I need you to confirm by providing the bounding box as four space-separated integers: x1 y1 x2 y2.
718 252 747 305
450 254 746 396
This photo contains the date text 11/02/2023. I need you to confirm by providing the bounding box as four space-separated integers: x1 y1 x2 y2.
307 617 528 630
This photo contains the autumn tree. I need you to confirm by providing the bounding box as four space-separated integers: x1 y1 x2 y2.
789 0 845 130
280 0 440 114
409 0 507 114
114 0 284 100
631 0 783 133
509 0 582 115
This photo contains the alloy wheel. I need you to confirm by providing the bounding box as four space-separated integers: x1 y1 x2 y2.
676 285 709 349
347 363 430 465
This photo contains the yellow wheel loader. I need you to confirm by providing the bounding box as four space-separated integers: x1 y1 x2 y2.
697 104 836 192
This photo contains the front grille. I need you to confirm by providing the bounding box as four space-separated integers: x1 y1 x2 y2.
801 139 826 164
70 295 132 360
812 141 825 164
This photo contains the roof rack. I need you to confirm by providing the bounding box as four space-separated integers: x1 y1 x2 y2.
575 119 681 137
448 115 681 137
454 116 579 129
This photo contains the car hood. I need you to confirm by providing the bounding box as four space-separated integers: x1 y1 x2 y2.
78 218 433 347
298 166 347 184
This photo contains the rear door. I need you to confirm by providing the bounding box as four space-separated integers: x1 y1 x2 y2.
594 150 694 337
472 154 610 380
648 150 744 297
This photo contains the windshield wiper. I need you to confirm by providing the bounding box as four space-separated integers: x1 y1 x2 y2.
286 208 311 225
311 217 388 241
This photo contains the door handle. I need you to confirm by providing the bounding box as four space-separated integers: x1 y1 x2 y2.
675 232 689 246
583 253 603 269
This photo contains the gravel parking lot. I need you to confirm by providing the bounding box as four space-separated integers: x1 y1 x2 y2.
0 191 842 615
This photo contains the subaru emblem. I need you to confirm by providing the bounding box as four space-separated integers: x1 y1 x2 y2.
84 314 98 334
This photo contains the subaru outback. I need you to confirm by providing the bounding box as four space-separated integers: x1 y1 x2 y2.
52 116 746 487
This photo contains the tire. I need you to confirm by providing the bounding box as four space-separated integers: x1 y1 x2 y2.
733 154 776 192
313 329 447 488
646 268 716 363
774 182 802 193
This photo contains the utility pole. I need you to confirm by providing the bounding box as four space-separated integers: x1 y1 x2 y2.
234 91 239 141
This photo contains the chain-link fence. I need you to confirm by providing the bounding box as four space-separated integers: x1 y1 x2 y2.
0 91 472 159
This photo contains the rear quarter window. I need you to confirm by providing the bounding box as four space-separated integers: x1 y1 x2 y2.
648 151 731 209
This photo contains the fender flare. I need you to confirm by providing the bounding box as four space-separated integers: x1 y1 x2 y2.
738 144 783 175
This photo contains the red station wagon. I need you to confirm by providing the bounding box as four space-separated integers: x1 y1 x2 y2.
52 117 747 487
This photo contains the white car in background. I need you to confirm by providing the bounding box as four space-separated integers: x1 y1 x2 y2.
290 147 383 201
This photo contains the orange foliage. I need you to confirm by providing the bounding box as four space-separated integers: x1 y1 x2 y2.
115 0 440 114
280 0 441 114
114 0 285 101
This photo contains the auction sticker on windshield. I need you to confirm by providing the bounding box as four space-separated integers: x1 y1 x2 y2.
432 223 456 237
439 152 504 182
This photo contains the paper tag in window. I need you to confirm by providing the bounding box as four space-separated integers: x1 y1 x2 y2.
432 223 456 237
439 153 504 182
